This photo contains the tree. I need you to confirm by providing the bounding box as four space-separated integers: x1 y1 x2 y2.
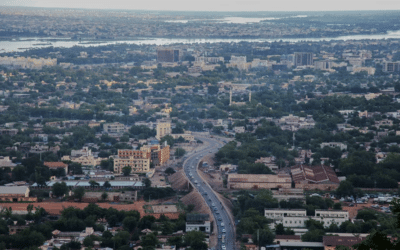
336 180 355 198
101 192 108 201
184 231 208 250
252 228 275 246
160 135 174 147
122 216 138 232
89 180 100 189
175 148 186 157
52 182 68 197
165 167 176 175
122 166 131 176
141 233 159 248
12 165 26 181
83 236 95 248
74 187 85 201
143 178 151 188
103 181 111 189
301 229 325 242
168 236 184 249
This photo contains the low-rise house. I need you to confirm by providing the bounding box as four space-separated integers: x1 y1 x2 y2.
323 236 366 250
0 186 37 202
320 142 347 151
44 162 69 175
0 156 17 169
185 214 211 234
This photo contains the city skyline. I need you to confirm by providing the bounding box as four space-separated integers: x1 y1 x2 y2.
1 0 400 12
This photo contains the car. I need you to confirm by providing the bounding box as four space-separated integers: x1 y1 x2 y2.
221 245 226 250
214 207 218 211
349 203 355 207
222 229 226 233
221 222 224 227
218 217 222 221
218 235 222 239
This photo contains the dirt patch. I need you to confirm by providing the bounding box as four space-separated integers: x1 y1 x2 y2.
0 200 181 219
152 205 178 213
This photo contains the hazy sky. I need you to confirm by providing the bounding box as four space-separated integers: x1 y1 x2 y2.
1 0 400 12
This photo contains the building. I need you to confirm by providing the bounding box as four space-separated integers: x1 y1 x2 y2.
0 186 36 202
264 209 349 229
291 165 340 190
0 56 57 69
382 61 400 72
234 126 245 133
103 122 125 135
44 162 69 175
71 147 92 157
227 173 292 190
141 144 170 166
323 236 366 250
170 133 195 142
315 60 332 71
294 52 313 67
113 149 151 173
82 191 137 202
157 48 180 62
0 156 17 169
186 214 211 234
61 155 106 167
320 142 347 151
156 120 172 140
0 129 18 136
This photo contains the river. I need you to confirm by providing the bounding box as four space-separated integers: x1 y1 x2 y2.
1 30 400 53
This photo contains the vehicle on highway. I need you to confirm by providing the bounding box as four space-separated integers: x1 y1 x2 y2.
222 229 226 233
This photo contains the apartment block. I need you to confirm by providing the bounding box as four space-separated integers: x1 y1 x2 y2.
103 122 125 134
156 120 171 140
141 144 170 166
157 48 180 62
382 61 400 72
294 52 314 67
113 149 151 174
265 209 349 228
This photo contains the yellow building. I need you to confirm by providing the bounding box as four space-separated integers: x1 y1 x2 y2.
227 173 292 189
156 120 172 140
113 149 151 174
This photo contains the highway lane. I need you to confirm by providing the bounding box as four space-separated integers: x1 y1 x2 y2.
182 135 235 250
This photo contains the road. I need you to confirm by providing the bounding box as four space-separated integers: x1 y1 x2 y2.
182 134 235 250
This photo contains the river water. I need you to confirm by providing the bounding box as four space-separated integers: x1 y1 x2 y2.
1 30 400 53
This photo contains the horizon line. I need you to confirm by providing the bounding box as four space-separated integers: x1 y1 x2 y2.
2 5 400 13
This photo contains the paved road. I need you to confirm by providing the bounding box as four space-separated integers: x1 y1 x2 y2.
182 135 235 250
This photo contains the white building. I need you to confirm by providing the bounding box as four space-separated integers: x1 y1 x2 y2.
103 122 125 134
320 142 347 151
185 214 211 234
265 209 349 228
71 147 92 157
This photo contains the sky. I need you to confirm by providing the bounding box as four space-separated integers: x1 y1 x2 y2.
1 0 400 12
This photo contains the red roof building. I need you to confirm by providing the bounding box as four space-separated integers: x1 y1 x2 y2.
44 162 68 174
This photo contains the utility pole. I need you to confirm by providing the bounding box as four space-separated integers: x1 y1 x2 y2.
257 229 260 250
